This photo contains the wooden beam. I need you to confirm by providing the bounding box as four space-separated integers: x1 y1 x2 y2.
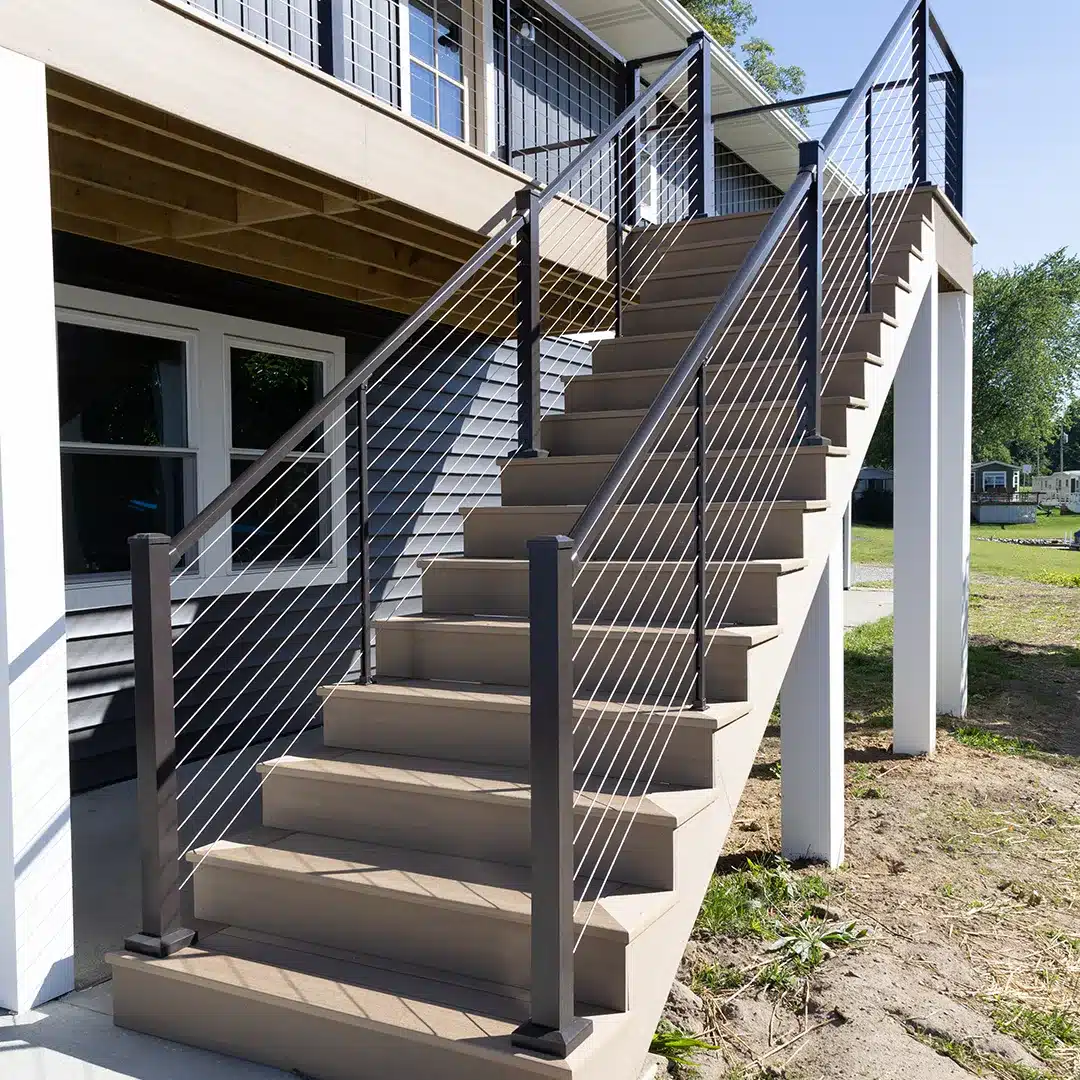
46 73 364 205
53 209 155 246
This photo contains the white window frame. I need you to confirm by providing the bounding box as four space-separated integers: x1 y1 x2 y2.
57 286 347 612
403 0 470 142
982 470 1007 490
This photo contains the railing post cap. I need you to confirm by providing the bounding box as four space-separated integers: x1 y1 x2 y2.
515 186 541 213
687 29 708 47
798 139 824 169
128 533 172 547
526 534 574 554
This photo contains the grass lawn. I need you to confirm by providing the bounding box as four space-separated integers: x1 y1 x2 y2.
852 509 1080 585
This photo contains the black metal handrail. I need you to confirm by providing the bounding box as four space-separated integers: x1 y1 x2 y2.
167 38 702 568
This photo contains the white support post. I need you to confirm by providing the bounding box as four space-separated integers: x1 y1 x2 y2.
0 46 75 1011
892 274 939 755
842 500 852 591
781 534 844 868
937 290 972 718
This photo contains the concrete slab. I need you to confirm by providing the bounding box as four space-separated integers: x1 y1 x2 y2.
844 588 894 629
0 984 290 1079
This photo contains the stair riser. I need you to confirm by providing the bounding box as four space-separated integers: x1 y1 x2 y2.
592 316 887 373
623 285 900 336
567 357 871 412
422 562 792 627
261 772 677 889
193 864 630 1011
378 620 755 701
322 695 718 787
639 250 916 303
542 402 852 456
111 964 540 1080
463 505 810 561
500 452 829 506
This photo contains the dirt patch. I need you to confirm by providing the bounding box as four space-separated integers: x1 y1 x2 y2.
658 584 1080 1079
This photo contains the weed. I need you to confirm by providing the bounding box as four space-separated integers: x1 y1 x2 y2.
904 1023 1053 1080
769 760 782 780
690 962 745 995
649 1024 720 1072
1033 571 1080 588
951 724 1040 757
939 881 957 898
754 959 796 992
694 856 830 940
765 919 867 968
993 1002 1080 1062
849 762 887 799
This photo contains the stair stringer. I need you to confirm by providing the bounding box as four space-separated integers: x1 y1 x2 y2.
565 216 938 1080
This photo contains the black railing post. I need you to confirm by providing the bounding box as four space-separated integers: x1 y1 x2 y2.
614 62 642 336
502 0 514 164
692 363 707 710
944 65 964 212
316 0 345 78
513 535 593 1058
687 32 715 219
796 140 829 448
514 187 546 457
357 383 374 683
124 533 196 959
912 0 930 186
864 89 874 314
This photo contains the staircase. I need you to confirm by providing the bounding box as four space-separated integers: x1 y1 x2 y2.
108 201 938 1079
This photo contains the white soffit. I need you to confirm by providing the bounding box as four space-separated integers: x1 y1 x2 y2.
557 0 813 190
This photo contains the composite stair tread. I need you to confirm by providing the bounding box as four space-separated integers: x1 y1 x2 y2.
568 353 884 386
419 556 809 574
461 499 830 516
592 311 897 349
255 748 718 827
110 927 598 1064
645 243 924 282
379 613 782 647
187 829 674 942
626 285 907 314
499 445 849 466
546 398 867 423
317 677 750 730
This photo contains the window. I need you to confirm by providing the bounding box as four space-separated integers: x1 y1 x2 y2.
58 320 195 576
57 289 346 611
408 0 465 138
983 471 1007 490
228 344 329 567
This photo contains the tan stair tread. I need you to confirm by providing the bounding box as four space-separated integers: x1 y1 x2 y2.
646 244 923 281
380 614 781 648
111 928 536 1048
628 282 907 315
568 353 884 385
255 748 717 827
547 398 867 423
461 499 829 516
419 556 808 574
317 677 751 731
500 445 848 467
595 311 896 348
187 831 674 942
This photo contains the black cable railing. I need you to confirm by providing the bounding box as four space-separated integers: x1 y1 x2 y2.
120 31 712 1017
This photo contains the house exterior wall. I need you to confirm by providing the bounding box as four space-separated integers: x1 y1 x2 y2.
54 233 589 790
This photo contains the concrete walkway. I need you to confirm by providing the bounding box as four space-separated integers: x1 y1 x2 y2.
844 587 894 628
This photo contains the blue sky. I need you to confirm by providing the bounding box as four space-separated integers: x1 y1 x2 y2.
749 1 1075 271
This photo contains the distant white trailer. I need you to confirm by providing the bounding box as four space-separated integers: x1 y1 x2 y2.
1033 471 1080 513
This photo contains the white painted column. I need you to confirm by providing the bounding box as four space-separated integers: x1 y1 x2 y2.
936 290 972 718
892 274 939 755
780 535 844 868
0 46 75 1011
842 501 852 591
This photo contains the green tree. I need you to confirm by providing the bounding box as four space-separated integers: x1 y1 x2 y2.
681 0 806 102
865 250 1080 469
972 250 1080 460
